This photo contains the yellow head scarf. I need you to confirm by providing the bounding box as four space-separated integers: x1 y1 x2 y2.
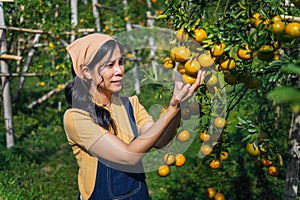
66 33 115 80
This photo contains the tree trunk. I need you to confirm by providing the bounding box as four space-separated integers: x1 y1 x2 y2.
0 2 14 148
14 34 40 100
92 0 101 32
284 113 300 199
146 1 158 81
122 0 140 94
70 0 78 43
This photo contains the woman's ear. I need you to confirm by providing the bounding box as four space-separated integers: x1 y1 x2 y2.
82 66 93 80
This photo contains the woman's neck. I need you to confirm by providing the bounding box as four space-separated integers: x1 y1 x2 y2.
91 90 112 107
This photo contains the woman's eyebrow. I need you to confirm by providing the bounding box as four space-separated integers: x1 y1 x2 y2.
110 56 123 62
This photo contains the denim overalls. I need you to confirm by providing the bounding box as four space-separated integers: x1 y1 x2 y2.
84 97 150 200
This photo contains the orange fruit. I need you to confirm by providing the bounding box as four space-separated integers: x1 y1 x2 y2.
224 72 238 85
245 77 260 89
293 0 300 8
184 59 201 76
209 159 221 169
206 187 216 199
189 101 200 115
198 51 215 68
163 57 175 69
273 41 281 50
285 22 300 37
182 73 197 84
177 130 191 142
177 62 185 74
157 165 170 177
175 153 186 167
257 45 275 61
267 165 279 177
261 158 273 167
39 81 45 87
219 58 236 70
251 13 261 26
170 46 191 62
176 28 188 42
271 15 282 23
271 21 285 34
237 48 253 60
255 19 270 29
237 71 252 83
200 144 213 156
199 130 211 142
163 153 175 165
220 151 229 161
252 13 269 29
246 142 261 156
214 192 225 200
194 28 207 42
48 42 54 49
181 107 191 120
205 74 218 87
127 53 134 59
211 43 226 57
213 117 226 129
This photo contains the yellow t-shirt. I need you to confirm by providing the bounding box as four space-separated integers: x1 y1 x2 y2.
63 95 153 200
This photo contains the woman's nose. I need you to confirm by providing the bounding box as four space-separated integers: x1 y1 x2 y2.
114 64 123 75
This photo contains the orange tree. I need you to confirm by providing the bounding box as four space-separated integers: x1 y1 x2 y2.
148 0 300 199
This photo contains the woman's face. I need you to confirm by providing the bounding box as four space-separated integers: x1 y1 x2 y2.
91 47 124 96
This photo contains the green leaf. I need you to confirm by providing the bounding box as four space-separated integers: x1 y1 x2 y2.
237 116 247 124
248 128 257 133
281 64 300 76
241 134 252 143
267 87 300 104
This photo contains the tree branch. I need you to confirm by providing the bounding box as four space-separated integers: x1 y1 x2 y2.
27 82 70 109
0 54 22 61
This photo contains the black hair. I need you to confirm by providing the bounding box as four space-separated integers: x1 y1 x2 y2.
65 39 124 135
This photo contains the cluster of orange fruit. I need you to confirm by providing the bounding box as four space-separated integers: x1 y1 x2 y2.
157 152 186 177
206 187 226 200
163 27 262 90
163 13 299 90
163 27 220 85
199 117 228 170
246 142 280 177
156 128 191 177
252 13 300 38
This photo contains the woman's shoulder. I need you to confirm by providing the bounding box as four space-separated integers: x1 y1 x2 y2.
128 95 140 104
63 108 91 121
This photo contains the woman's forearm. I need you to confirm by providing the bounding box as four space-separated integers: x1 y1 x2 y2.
153 109 181 148
89 103 180 165
129 103 180 152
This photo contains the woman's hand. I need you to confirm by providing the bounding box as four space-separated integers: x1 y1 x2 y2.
170 70 206 107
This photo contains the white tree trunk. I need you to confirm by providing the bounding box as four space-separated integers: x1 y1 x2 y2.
122 0 140 94
92 0 101 32
0 3 14 148
14 34 40 100
70 0 78 43
146 8 158 80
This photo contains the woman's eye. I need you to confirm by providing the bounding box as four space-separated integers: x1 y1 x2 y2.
107 62 114 67
119 59 124 65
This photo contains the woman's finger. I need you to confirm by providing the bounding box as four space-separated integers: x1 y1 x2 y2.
190 70 206 91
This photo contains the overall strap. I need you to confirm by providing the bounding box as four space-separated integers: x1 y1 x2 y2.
120 97 139 139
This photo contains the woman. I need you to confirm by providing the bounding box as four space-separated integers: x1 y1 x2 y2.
63 33 205 200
